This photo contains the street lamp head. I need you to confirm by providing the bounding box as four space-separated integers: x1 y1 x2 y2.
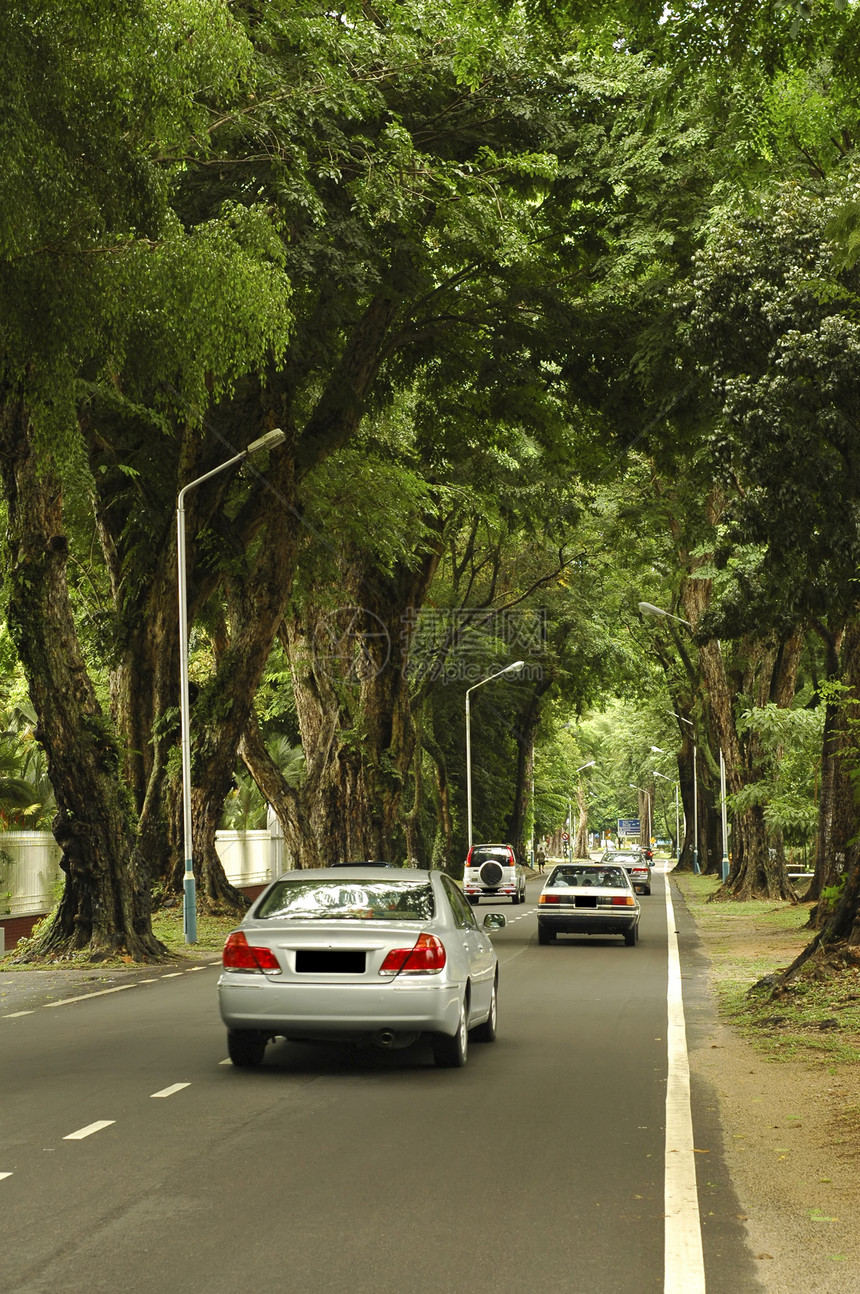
504 660 526 674
650 745 665 753
575 760 596 773
638 601 693 630
246 427 286 455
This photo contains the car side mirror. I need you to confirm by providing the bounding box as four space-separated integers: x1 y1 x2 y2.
483 913 506 931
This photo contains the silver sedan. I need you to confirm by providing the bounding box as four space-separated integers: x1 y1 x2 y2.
217 867 505 1068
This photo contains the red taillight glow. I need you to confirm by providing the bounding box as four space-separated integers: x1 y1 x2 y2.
611 896 635 907
379 932 447 976
539 895 561 904
222 930 281 972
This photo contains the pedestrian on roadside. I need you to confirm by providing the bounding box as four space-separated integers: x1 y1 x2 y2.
536 842 547 875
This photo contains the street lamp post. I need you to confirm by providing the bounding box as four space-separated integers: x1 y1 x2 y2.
465 661 526 849
177 427 286 944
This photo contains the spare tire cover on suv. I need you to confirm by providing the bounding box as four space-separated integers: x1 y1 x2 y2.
479 860 504 887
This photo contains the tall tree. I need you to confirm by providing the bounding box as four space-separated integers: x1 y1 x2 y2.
0 1 282 958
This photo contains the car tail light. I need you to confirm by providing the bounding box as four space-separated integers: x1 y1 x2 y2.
222 931 281 972
611 896 635 907
539 895 561 904
379 932 447 976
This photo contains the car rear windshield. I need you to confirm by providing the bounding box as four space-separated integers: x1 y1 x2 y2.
255 880 435 921
469 849 512 865
548 867 628 888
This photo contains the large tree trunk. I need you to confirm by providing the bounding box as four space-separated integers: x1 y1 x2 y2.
808 620 860 928
424 722 454 873
507 680 551 862
763 620 860 986
684 578 796 899
573 778 590 858
807 622 856 908
404 736 426 868
282 547 440 869
676 732 697 870
0 394 164 960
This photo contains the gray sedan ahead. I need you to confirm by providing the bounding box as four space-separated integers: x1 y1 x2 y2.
218 867 504 1069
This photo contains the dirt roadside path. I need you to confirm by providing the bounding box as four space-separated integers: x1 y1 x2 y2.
673 872 860 1293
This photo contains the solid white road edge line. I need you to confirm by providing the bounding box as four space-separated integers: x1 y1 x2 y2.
664 876 706 1294
63 1120 115 1141
150 1083 191 1099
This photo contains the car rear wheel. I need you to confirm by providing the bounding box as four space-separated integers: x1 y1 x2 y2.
227 1029 268 1067
511 890 520 905
624 924 639 947
538 923 555 945
432 997 469 1067
471 977 498 1043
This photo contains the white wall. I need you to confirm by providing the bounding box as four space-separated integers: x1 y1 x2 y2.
0 830 287 918
213 829 283 888
0 832 62 917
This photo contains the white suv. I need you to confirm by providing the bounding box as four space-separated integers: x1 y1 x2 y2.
464 843 527 905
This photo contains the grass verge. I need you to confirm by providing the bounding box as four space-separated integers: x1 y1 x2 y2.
674 871 860 1068
1 906 238 969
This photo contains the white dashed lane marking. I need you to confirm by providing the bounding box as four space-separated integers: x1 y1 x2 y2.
45 985 136 1008
1 964 219 1019
64 1120 115 1141
0 1172 12 1182
150 1083 191 1099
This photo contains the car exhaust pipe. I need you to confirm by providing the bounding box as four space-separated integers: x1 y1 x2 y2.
374 1029 397 1048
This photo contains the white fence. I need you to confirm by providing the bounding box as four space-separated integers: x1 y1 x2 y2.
0 829 287 919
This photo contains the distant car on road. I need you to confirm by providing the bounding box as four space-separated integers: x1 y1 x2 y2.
537 862 640 946
601 848 652 896
218 866 505 1069
463 843 527 905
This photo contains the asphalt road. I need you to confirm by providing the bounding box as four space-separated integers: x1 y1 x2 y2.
1 872 762 1294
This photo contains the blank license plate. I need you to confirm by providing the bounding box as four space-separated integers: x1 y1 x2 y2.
295 950 366 974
